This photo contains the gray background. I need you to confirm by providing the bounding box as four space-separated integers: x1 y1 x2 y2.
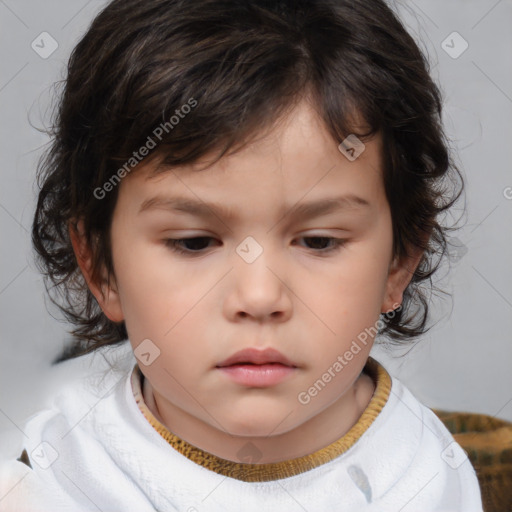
1 0 511 459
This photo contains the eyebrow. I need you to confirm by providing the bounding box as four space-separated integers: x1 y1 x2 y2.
138 194 371 220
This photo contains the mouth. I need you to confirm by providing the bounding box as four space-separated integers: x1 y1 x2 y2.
215 347 297 368
215 347 298 387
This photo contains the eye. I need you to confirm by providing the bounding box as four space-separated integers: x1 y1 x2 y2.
164 236 347 256
164 237 218 255
295 236 347 253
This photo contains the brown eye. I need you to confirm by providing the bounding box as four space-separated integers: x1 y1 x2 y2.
296 237 347 253
164 237 217 254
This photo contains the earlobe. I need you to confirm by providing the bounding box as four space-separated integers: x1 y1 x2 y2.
381 246 424 313
68 218 124 323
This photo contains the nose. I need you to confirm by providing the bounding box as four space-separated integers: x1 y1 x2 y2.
223 243 292 323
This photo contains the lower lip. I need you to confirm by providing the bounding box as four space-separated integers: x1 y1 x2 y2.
217 363 296 387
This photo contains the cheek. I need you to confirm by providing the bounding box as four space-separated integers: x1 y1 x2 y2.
111 243 174 335
295 244 391 351
114 247 219 349
308 252 388 314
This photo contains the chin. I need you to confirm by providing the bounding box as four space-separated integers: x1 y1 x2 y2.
223 411 297 438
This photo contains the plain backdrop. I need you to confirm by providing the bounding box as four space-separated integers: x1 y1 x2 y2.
1 0 511 459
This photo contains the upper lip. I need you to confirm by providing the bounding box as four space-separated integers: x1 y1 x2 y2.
216 348 297 368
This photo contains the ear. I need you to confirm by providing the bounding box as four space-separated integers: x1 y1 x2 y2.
381 244 425 314
68 218 124 323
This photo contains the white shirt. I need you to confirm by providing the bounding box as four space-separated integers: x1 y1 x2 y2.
0 356 483 511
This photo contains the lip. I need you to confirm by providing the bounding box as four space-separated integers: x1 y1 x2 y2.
215 347 298 387
216 347 297 368
217 364 296 387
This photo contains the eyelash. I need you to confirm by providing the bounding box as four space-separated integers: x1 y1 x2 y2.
164 236 347 255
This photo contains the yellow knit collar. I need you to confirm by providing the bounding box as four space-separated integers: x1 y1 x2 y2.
131 357 391 482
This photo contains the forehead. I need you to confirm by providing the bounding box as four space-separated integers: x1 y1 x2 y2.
142 97 379 176
118 99 385 216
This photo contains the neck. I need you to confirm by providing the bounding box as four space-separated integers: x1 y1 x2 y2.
143 369 375 464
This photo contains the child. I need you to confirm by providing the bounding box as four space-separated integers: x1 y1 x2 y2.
0 0 483 510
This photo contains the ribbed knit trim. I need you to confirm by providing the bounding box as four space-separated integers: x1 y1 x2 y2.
131 356 391 482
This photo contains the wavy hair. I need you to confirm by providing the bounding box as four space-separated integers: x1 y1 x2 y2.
31 0 464 363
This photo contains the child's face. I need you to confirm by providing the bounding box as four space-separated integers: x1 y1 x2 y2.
77 98 418 451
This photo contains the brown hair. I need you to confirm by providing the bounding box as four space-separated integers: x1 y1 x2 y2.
31 0 464 363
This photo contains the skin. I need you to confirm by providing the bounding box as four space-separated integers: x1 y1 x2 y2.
70 97 423 464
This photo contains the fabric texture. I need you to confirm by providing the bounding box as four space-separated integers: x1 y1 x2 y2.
0 356 483 511
133 357 391 481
